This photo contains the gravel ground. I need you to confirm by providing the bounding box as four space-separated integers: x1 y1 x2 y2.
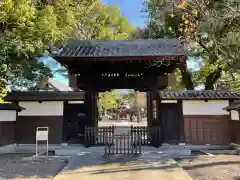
0 154 67 180
177 155 240 180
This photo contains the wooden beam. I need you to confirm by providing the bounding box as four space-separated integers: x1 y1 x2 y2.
67 60 179 75
147 92 153 127
77 76 168 91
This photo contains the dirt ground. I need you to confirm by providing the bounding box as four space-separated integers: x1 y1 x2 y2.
0 154 67 180
176 155 240 180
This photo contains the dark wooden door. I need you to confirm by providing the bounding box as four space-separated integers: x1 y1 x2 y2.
63 102 86 142
159 102 183 144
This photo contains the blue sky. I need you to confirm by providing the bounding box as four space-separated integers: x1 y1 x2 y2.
101 0 148 28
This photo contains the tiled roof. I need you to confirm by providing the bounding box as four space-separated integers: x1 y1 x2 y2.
223 100 240 111
0 103 25 111
4 91 85 101
55 39 186 58
159 90 240 100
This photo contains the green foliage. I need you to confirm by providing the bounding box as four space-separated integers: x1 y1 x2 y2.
98 90 121 113
121 90 146 112
122 89 136 106
0 80 7 103
143 0 240 90
0 0 134 91
0 0 79 90
72 1 134 40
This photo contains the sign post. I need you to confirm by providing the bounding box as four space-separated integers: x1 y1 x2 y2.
36 127 49 156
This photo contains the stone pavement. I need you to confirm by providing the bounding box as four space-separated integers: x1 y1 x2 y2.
54 152 193 180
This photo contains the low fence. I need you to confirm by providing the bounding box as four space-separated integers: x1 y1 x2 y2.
84 126 114 147
131 126 161 146
84 126 161 148
104 133 142 155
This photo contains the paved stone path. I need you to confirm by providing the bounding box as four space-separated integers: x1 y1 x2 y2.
54 152 192 180
178 155 240 180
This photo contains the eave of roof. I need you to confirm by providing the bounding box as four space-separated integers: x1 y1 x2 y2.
223 100 240 111
0 103 25 111
3 91 85 101
159 90 240 100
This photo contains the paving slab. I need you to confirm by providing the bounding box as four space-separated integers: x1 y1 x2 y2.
54 152 192 180
177 155 240 180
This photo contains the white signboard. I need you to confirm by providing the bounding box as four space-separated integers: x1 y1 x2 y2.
36 127 49 156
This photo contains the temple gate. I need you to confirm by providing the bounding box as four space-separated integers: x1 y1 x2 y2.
54 39 187 149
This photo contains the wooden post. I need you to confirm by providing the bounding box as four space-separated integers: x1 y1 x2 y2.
62 101 68 143
85 91 97 127
179 100 185 143
147 91 153 127
84 91 98 146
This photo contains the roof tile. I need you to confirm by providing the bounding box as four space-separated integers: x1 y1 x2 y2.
56 39 186 58
4 91 85 101
159 90 240 100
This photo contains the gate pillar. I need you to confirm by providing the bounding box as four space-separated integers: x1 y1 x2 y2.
147 90 162 147
85 91 98 127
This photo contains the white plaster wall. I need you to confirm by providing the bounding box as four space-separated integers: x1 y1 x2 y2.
18 101 63 116
183 100 229 115
0 110 16 122
231 110 239 120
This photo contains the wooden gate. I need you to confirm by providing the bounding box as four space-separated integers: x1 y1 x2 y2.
84 126 161 147
84 126 114 147
104 133 142 155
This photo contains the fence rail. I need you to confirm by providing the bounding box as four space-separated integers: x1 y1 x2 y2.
104 133 142 155
84 126 114 147
84 126 161 148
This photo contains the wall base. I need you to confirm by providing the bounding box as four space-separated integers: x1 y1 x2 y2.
0 143 232 156
0 144 17 154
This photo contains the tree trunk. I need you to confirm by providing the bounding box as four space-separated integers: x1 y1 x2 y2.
180 69 195 90
137 111 141 123
130 113 133 122
204 66 222 90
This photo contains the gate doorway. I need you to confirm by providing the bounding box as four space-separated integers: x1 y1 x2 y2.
98 89 147 127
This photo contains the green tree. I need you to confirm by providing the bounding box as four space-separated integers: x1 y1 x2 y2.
0 80 7 103
73 2 134 40
137 0 240 90
120 90 146 121
0 0 134 92
98 90 121 115
0 0 79 91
